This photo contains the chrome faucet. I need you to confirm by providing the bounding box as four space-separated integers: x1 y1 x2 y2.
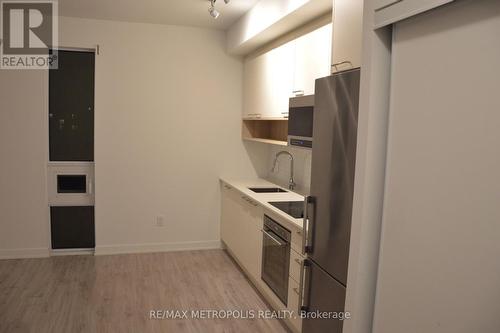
271 151 296 190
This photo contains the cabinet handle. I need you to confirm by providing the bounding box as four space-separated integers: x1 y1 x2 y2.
241 195 259 207
292 90 304 96
293 287 300 295
331 61 353 71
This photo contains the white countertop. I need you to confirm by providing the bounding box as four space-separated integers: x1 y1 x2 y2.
220 178 305 229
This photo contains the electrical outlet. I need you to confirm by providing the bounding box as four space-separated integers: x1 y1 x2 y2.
156 215 165 227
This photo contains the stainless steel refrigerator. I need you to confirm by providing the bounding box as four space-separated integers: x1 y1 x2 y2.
300 68 361 333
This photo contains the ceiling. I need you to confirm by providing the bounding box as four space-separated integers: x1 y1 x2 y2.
58 0 260 30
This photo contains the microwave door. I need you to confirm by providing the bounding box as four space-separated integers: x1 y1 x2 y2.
288 95 314 149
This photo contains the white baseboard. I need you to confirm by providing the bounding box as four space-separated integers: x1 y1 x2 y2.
0 248 50 260
94 240 222 256
0 241 222 259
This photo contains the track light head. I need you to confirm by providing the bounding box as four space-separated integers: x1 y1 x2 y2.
208 6 220 19
208 0 229 19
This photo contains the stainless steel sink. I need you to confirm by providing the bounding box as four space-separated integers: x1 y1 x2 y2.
248 187 288 193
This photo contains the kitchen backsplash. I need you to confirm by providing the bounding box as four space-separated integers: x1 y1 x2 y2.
266 145 312 196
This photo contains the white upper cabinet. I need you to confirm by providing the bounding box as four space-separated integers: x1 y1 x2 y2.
243 42 295 118
270 41 296 116
331 0 364 73
243 51 275 118
373 0 455 29
243 23 332 119
294 24 332 96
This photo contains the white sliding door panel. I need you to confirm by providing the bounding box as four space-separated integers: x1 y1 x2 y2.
374 0 454 28
373 1 500 333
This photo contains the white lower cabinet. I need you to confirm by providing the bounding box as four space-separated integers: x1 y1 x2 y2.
221 184 242 256
221 184 262 281
220 184 305 332
288 276 302 332
289 248 303 284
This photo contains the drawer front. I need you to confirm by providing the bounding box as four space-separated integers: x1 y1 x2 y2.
289 249 304 284
290 225 303 254
287 277 303 332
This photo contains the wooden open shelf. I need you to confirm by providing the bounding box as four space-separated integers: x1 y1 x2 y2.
242 118 288 146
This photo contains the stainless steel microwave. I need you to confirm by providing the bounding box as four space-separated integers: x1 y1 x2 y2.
288 95 314 149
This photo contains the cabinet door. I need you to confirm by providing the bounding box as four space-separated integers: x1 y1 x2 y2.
221 186 241 253
294 24 332 95
243 52 275 118
331 0 363 72
238 200 264 281
221 187 263 280
270 41 296 116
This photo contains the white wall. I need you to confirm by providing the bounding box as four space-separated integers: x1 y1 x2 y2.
373 0 500 332
0 70 50 259
58 17 267 254
0 16 267 257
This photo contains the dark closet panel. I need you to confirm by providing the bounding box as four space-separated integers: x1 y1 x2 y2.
49 50 95 161
50 206 95 249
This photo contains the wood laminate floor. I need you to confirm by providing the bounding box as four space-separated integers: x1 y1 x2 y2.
0 250 289 333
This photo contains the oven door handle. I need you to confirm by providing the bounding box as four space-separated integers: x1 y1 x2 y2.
261 229 286 246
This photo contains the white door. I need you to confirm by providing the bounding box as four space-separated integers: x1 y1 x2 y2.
373 1 500 332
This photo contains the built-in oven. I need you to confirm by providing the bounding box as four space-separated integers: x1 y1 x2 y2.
261 215 291 305
288 95 314 149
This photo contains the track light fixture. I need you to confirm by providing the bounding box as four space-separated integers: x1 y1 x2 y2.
208 0 230 20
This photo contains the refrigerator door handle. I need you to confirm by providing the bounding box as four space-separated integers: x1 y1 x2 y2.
302 196 314 254
299 258 311 313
